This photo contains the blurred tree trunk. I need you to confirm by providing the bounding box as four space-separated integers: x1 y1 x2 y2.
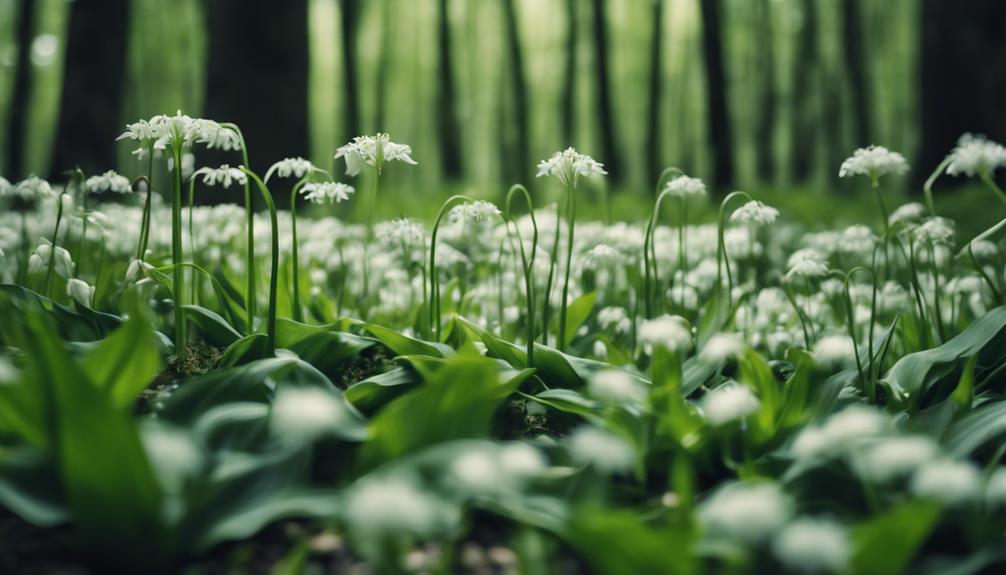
204 0 309 200
754 0 775 182
4 0 34 180
339 0 361 145
501 0 529 183
789 0 817 182
699 0 735 189
591 0 621 183
560 0 577 145
918 0 1006 186
49 0 130 179
843 0 871 146
374 0 391 131
645 0 664 188
437 0 463 180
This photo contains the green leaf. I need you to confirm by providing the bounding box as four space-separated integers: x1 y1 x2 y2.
82 314 164 410
566 507 697 575
942 400 1006 457
345 366 421 414
851 500 941 575
359 321 454 358
562 291 597 345
184 304 242 347
0 447 68 527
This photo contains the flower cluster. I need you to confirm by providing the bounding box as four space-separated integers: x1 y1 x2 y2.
335 133 417 177
838 145 909 179
117 111 241 157
85 171 132 194
196 165 247 188
946 133 1006 177
536 147 607 187
301 182 355 204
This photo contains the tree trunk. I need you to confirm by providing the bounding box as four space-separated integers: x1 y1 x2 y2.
437 0 463 180
4 0 35 180
789 0 817 182
203 0 310 204
645 0 664 188
699 0 735 190
754 0 775 182
591 0 621 183
918 0 1006 186
501 0 529 183
374 0 391 131
843 0 871 146
339 0 361 146
49 0 131 179
560 0 578 145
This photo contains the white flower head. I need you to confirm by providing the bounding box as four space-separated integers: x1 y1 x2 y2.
28 239 73 278
345 477 451 537
301 182 355 204
266 157 315 181
786 248 829 281
66 278 95 308
588 369 647 406
702 382 760 426
195 165 246 189
271 386 353 442
792 405 889 460
731 200 779 226
813 335 856 368
335 133 417 177
911 459 982 505
700 481 793 545
567 425 635 474
638 314 692 354
840 224 878 254
11 176 55 202
946 133 1006 178
663 175 706 198
838 145 909 179
453 200 502 224
772 518 850 573
987 467 1006 507
536 147 607 187
859 435 939 483
388 217 426 246
584 244 622 269
888 202 927 227
914 217 955 246
85 170 131 194
699 332 744 364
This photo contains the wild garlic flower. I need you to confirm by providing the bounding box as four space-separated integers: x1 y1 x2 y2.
66 278 95 307
812 334 856 368
662 175 706 198
701 383 760 426
266 157 315 181
838 145 909 179
584 243 622 269
345 477 450 537
839 224 877 254
785 248 829 281
27 239 73 278
453 200 502 223
699 332 744 364
536 147 607 187
730 200 778 226
911 459 982 505
85 170 131 194
791 406 889 460
567 425 635 474
946 133 1006 178
598 306 632 335
699 481 792 545
118 111 240 156
638 314 692 353
271 386 356 442
858 435 939 483
11 176 55 201
888 202 927 227
196 165 246 188
388 217 426 246
0 177 10 196
335 133 417 177
772 518 850 574
301 182 355 204
588 369 647 406
914 217 955 245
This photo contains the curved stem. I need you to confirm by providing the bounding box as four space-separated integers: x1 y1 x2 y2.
137 143 154 260
923 156 951 217
43 191 66 296
289 177 309 322
644 168 683 317
221 123 255 333
980 172 1006 209
558 181 576 351
429 195 471 340
715 191 752 309
843 268 869 398
505 184 538 365
242 168 280 354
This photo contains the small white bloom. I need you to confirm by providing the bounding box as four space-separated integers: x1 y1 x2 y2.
301 182 355 204
598 306 632 335
11 176 55 201
946 133 1006 178
588 369 647 406
584 244 622 269
66 278 95 308
271 386 351 442
388 217 426 246
638 314 692 353
536 147 607 187
700 481 792 545
772 518 850 573
699 332 744 364
498 443 547 478
453 200 501 223
838 145 909 179
451 450 501 493
792 406 889 459
888 202 927 226
785 248 829 281
914 217 955 246
567 426 635 474
196 164 246 189
335 133 417 177
813 335 856 368
266 157 315 181
839 224 877 254
345 477 447 536
911 459 982 505
663 175 706 198
730 200 779 226
701 383 760 426
859 436 939 483
85 170 131 194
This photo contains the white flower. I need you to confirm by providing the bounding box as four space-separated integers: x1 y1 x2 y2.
772 518 850 573
66 278 94 307
0 176 9 196
946 133 1006 178
888 202 927 226
196 119 242 151
701 383 760 426
498 443 547 478
911 459 982 505
454 200 501 223
196 165 246 188
345 477 448 537
271 386 352 442
730 200 779 226
125 258 154 282
335 133 417 177
699 332 744 364
388 217 425 246
838 145 909 179
84 170 131 194
451 450 501 492
839 225 877 254
536 147 607 187
859 436 939 483
662 175 706 198
11 176 55 201
785 248 829 281
598 306 632 335
792 406 889 459
266 157 315 181
588 369 647 406
638 314 692 353
813 335 856 368
584 244 622 269
301 182 355 204
119 112 240 156
700 481 792 545
567 426 635 474
914 217 955 245
27 240 73 278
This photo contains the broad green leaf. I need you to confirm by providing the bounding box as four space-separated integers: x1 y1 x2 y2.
345 366 421 414
184 304 242 347
562 291 597 346
851 500 941 575
942 400 1006 457
82 314 164 410
0 447 68 527
566 507 697 575
359 321 454 358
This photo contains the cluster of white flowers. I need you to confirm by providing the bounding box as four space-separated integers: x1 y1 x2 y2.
813 334 856 368
196 165 246 188
266 157 315 180
700 481 792 545
6 176 55 202
946 133 1006 178
567 425 635 474
701 382 760 426
731 200 779 226
536 147 607 187
588 369 647 406
66 278 95 307
888 202 927 227
335 133 417 176
772 518 850 573
450 442 546 494
118 111 241 157
662 175 706 198
597 306 632 335
699 332 744 364
387 217 426 246
453 200 502 224
638 314 692 353
911 459 982 505
913 217 955 246
301 182 355 204
27 239 73 278
791 405 889 460
786 248 829 281
271 386 355 442
84 170 131 194
344 476 454 537
838 145 909 179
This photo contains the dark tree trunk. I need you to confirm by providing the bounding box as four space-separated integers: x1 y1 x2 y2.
918 0 1006 187
699 0 735 190
374 0 391 131
4 0 35 180
789 0 817 182
339 0 361 146
842 0 871 146
501 0 529 183
436 0 463 179
203 0 310 205
591 0 621 183
754 0 776 182
645 0 664 188
560 0 577 144
49 0 131 179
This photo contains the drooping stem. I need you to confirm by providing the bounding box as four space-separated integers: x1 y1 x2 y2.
558 181 576 351
644 168 683 318
289 178 309 323
714 192 751 310
922 156 951 217
980 172 1006 208
505 184 539 365
222 123 255 333
136 143 154 260
170 146 187 350
429 195 470 340
242 168 280 353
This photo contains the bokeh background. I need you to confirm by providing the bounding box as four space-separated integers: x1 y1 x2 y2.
1 0 1004 225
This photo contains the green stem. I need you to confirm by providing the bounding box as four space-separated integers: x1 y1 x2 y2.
715 191 752 310
505 184 538 365
923 156 951 217
872 176 891 279
136 143 154 260
289 178 309 323
429 195 470 340
980 172 1006 209
242 168 280 353
543 202 561 347
171 147 187 350
558 181 576 351
43 191 66 297
188 175 197 305
678 199 687 310
221 123 255 333
644 168 683 318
